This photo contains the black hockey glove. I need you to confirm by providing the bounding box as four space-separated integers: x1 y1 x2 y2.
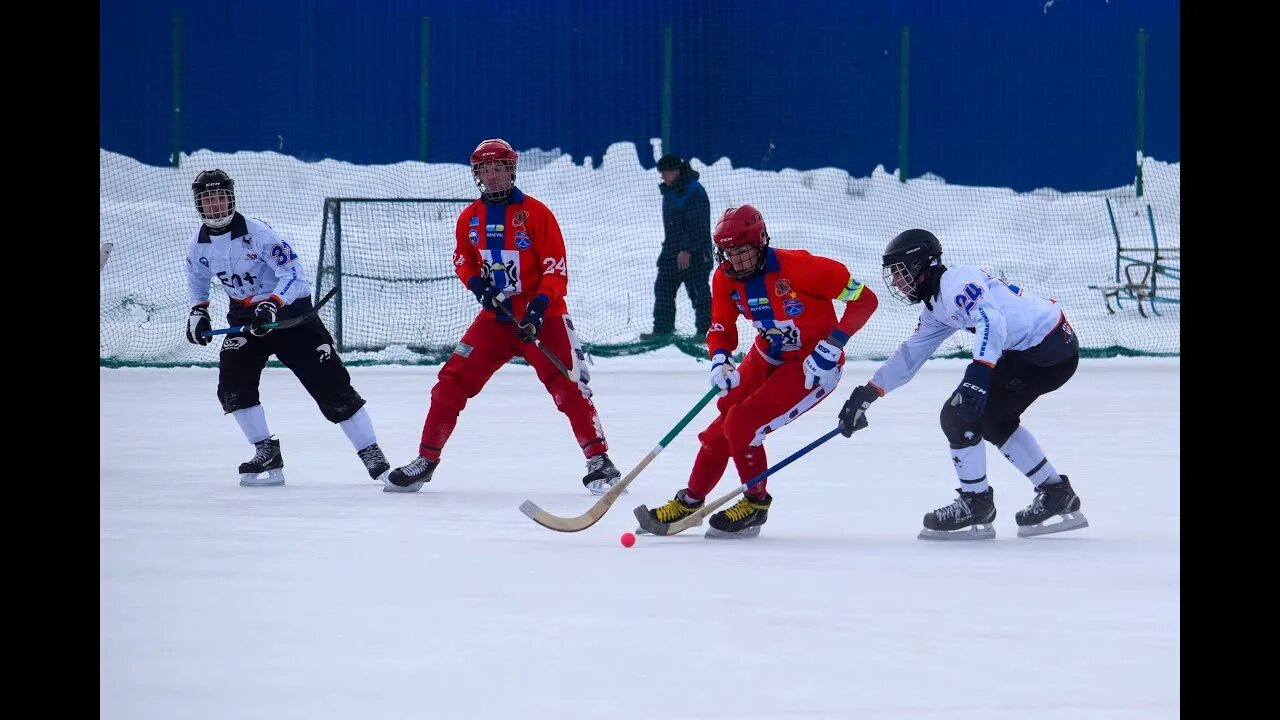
249 299 280 337
467 276 512 314
838 384 880 437
948 362 991 426
186 304 212 346
518 295 549 343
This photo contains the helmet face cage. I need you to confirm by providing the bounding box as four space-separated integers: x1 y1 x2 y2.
881 229 942 304
471 139 517 203
715 232 769 280
713 205 770 280
882 259 921 304
192 170 235 229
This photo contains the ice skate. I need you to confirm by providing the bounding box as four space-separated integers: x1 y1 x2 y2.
357 443 391 482
918 487 996 540
385 456 437 493
239 437 285 487
705 491 772 539
582 453 625 496
635 489 702 535
1016 476 1089 538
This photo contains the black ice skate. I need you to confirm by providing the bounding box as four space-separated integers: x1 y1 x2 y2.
239 437 285 487
1015 476 1089 538
582 453 624 496
705 491 772 539
385 456 437 493
357 443 390 482
636 489 703 535
919 486 997 540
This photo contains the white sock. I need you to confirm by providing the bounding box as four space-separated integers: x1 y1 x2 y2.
232 405 270 444
998 426 1060 486
339 406 377 452
950 444 988 493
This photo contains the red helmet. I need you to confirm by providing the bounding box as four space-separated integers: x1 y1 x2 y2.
713 205 770 279
470 139 518 202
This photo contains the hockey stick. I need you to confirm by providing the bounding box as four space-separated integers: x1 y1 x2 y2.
203 287 339 337
519 386 720 532
633 426 843 536
489 292 579 384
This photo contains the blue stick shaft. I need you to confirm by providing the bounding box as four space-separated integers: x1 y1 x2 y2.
741 427 843 491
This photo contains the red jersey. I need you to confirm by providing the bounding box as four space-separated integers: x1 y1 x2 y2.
452 188 570 319
707 248 876 363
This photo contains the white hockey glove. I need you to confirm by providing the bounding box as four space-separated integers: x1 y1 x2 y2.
249 299 280 337
186 304 212 346
710 350 740 397
802 339 842 390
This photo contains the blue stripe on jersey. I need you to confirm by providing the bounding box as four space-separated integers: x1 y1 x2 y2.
484 203 511 292
745 252 786 360
279 267 298 299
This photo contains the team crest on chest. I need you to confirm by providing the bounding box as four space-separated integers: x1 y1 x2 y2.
783 298 805 316
514 230 531 249
774 279 791 296
512 210 528 227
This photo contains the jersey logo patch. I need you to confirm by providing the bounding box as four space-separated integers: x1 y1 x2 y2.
783 299 804 316
199 257 210 267
469 217 480 227
515 231 531 249
774 279 791 296
512 210 528 227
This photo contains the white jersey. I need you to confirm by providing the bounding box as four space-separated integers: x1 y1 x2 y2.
871 264 1064 394
184 213 311 311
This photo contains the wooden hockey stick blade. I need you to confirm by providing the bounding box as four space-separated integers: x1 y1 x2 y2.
519 387 720 532
203 287 339 337
519 450 660 532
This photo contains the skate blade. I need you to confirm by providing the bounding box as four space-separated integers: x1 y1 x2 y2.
634 519 701 535
917 523 996 541
382 478 424 493
371 470 391 484
1017 511 1089 538
586 479 627 496
704 525 761 539
240 469 285 487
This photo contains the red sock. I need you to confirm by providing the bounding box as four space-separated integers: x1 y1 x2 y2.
733 446 768 497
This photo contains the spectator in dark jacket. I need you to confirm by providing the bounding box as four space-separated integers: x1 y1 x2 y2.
643 154 713 340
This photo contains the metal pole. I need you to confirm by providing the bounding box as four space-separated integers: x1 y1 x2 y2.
898 27 910 183
420 17 431 162
661 23 673 157
171 11 183 167
1135 28 1147 197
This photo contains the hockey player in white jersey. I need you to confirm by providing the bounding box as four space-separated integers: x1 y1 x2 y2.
836 229 1087 539
183 169 391 487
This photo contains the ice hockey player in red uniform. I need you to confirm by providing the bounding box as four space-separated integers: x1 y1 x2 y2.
639 204 878 537
386 139 621 494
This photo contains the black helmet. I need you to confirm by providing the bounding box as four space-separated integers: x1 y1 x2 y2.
192 169 236 229
882 229 943 304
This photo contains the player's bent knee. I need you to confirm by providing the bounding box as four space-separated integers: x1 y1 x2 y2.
320 391 366 424
982 418 1019 448
940 402 982 448
430 380 468 413
218 387 259 414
